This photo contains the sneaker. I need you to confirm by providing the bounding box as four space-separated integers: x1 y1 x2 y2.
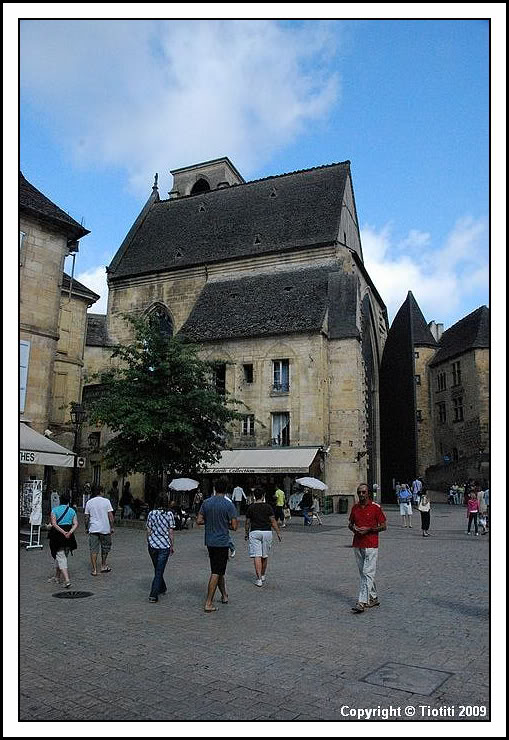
64 582 72 588
261 576 266 583
148 596 158 603
475 533 479 536
465 531 470 535
229 549 236 558
351 602 366 613
255 579 263 587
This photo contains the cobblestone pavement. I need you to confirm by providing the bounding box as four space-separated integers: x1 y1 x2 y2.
16 503 494 729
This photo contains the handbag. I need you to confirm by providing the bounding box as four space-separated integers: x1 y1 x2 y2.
283 507 291 518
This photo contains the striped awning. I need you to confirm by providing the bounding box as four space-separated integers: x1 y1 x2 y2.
204 447 320 474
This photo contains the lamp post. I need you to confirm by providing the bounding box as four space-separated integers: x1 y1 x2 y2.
70 402 87 505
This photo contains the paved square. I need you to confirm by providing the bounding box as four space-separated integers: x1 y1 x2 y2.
15 503 491 725
362 662 453 696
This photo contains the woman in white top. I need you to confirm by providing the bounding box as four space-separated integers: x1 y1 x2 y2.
417 493 431 537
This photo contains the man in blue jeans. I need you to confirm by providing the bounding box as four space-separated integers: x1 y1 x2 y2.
145 494 175 603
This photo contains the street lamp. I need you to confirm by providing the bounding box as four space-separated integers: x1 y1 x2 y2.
70 402 87 502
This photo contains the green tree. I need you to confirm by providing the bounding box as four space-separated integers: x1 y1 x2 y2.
86 315 244 479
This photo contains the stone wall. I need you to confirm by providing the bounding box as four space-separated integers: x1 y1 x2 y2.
20 216 69 432
415 345 437 476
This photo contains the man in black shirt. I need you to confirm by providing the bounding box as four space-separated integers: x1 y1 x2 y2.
244 488 282 587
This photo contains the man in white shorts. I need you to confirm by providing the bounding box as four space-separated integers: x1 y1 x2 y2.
244 488 282 586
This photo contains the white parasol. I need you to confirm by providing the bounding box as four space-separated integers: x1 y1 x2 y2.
168 478 199 491
295 476 328 491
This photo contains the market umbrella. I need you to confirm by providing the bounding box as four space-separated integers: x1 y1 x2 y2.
295 476 328 491
168 478 199 491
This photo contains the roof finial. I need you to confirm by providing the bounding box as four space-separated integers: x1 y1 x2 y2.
152 173 158 191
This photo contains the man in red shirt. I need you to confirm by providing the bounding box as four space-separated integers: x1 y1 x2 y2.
348 483 387 613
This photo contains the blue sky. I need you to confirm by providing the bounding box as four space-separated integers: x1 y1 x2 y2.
17 15 495 327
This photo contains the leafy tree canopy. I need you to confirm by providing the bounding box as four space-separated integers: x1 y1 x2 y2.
85 314 244 478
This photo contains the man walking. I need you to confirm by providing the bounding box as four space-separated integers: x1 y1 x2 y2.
196 478 238 612
84 487 114 576
231 484 246 516
349 483 387 614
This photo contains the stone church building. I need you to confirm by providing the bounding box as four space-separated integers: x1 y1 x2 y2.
84 157 389 507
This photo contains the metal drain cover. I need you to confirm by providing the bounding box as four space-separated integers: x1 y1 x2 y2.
362 662 453 695
52 591 93 599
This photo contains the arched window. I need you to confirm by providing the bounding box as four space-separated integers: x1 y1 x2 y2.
190 178 211 195
148 305 173 338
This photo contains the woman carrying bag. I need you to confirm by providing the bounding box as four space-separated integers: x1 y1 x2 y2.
48 492 78 587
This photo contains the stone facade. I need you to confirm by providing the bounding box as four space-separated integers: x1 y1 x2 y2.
429 348 490 466
19 172 94 492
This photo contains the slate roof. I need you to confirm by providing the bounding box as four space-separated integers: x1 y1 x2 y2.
180 266 359 342
108 161 352 280
62 272 100 302
430 306 489 366
19 172 90 239
86 314 111 346
406 292 438 347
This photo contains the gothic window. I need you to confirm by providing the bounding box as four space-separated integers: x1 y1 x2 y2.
437 402 446 424
190 178 211 195
148 306 173 338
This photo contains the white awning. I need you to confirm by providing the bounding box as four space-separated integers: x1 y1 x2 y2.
19 423 76 468
204 447 320 474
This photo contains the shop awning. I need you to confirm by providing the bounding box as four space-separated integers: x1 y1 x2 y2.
204 447 320 474
19 423 76 468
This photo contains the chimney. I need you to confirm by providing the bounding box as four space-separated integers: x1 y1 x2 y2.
428 321 444 342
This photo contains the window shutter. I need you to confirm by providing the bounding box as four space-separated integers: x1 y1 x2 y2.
20 340 31 412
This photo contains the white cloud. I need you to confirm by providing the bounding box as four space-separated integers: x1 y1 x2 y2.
76 265 109 314
20 19 340 195
361 217 488 327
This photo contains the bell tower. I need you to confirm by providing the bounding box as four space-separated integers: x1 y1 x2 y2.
169 156 245 199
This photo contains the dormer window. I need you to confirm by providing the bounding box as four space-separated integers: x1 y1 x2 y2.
270 187 277 198
198 203 206 213
175 249 184 260
254 234 262 245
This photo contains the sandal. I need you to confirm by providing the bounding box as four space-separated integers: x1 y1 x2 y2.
204 606 218 613
351 602 366 613
220 597 229 604
100 567 112 573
